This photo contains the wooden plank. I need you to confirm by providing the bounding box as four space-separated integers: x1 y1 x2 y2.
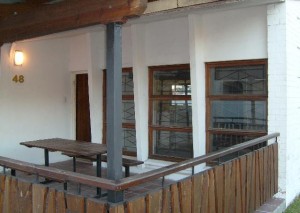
86 198 107 213
17 180 33 213
10 178 18 212
2 176 11 213
263 148 268 202
274 143 279 193
0 175 5 212
179 179 192 213
146 190 163 213
109 204 125 213
0 0 147 44
170 184 180 213
247 154 255 213
56 191 66 213
192 174 203 213
208 170 216 213
32 184 48 213
270 144 275 196
66 194 85 213
254 150 260 209
127 197 146 213
214 165 224 213
201 171 209 213
240 156 247 213
230 160 236 213
161 187 171 213
224 162 233 213
258 149 264 205
45 188 56 213
235 159 242 213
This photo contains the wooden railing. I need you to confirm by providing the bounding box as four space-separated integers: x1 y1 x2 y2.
0 133 279 212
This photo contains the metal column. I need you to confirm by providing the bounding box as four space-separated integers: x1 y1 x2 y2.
106 22 124 203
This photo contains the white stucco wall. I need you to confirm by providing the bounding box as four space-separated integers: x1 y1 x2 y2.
285 0 300 205
0 38 71 164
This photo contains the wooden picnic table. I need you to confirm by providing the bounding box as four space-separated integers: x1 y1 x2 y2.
20 138 107 196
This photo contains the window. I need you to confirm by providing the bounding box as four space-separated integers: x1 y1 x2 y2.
149 64 193 160
103 68 136 155
206 59 268 155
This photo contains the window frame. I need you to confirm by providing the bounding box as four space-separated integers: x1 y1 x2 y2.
103 67 137 156
205 59 268 153
149 64 193 161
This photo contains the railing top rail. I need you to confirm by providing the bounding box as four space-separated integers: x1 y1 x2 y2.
0 133 279 191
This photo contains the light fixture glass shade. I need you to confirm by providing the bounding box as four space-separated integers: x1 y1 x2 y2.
14 50 24 66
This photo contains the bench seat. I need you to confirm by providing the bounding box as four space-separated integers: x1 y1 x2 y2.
62 152 143 177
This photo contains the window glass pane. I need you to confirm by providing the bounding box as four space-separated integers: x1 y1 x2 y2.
153 100 192 127
211 100 267 131
209 133 265 162
122 72 134 95
122 128 136 152
153 70 191 95
210 65 267 95
153 130 193 158
122 100 135 123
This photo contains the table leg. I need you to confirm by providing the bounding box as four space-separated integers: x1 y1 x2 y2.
72 157 76 172
96 154 102 197
44 149 49 166
125 166 130 177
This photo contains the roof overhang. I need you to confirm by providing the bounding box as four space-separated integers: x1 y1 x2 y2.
0 0 147 45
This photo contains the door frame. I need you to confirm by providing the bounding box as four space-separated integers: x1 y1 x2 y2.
70 70 89 140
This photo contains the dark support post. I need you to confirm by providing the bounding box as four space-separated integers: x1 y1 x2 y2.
44 149 49 166
106 22 124 203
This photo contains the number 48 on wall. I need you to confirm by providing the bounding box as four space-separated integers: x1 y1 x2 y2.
12 75 25 83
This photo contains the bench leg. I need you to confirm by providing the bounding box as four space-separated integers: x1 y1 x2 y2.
72 157 76 172
96 154 102 197
125 166 129 177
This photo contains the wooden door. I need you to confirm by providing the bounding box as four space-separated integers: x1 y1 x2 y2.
76 74 91 142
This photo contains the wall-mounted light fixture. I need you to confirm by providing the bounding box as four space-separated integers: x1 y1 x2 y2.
14 50 24 66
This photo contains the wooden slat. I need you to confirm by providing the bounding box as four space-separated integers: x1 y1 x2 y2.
161 187 171 213
110 204 125 213
236 159 242 213
270 144 275 196
240 156 247 213
11 178 18 212
263 148 268 202
146 190 163 213
66 194 85 213
56 191 66 213
230 160 236 213
201 171 209 213
214 165 224 213
0 175 5 212
45 188 56 213
179 179 192 213
32 184 48 213
258 149 264 205
208 170 216 213
254 150 260 209
127 197 146 213
247 154 255 213
170 184 180 213
17 180 33 213
86 199 107 213
192 174 203 213
224 162 233 213
2 176 11 213
274 143 279 193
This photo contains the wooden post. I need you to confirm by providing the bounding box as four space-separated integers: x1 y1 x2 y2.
106 22 124 203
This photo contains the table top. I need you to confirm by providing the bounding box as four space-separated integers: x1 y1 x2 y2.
20 138 107 157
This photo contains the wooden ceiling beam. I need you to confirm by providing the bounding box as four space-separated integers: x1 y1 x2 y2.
0 0 147 44
0 3 42 20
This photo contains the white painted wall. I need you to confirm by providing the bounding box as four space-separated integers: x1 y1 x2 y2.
285 0 300 205
0 38 71 164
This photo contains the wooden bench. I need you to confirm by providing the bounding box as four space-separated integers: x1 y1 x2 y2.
62 152 144 177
